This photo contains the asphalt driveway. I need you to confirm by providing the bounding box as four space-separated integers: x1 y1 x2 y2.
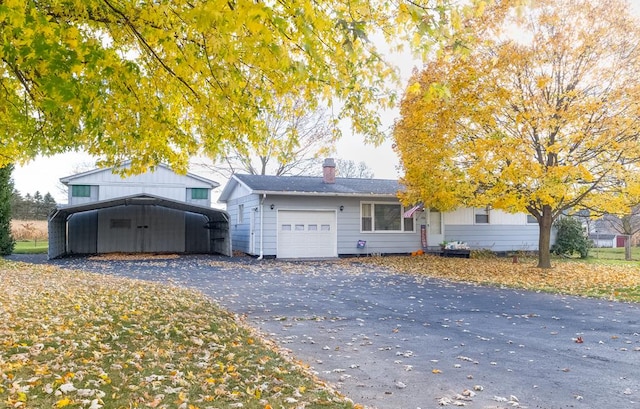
13 255 640 408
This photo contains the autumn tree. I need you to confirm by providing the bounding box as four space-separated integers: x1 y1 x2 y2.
600 209 640 260
0 1 470 175
198 98 335 179
334 159 375 179
393 0 640 268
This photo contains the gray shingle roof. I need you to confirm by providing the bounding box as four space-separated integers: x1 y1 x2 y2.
233 174 401 196
588 234 616 240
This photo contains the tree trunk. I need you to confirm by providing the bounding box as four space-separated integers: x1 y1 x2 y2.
625 235 632 261
537 205 553 268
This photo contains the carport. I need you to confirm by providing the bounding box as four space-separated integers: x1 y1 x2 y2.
48 193 231 259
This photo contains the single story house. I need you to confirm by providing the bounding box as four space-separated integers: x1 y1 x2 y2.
589 233 623 248
218 158 545 259
48 162 231 258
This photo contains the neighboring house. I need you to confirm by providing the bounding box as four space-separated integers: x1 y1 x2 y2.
48 162 231 258
218 158 545 259
588 233 620 248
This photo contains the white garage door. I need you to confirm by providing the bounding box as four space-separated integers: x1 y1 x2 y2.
277 210 337 258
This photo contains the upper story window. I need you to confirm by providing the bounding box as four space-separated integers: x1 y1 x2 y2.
527 214 538 224
361 202 415 232
191 188 209 200
71 185 91 198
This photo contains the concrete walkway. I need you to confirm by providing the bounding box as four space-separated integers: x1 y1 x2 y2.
12 255 640 408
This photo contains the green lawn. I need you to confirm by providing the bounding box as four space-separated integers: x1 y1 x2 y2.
13 240 48 254
588 246 640 261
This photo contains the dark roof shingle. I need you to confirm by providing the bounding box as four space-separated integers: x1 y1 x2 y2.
234 174 401 196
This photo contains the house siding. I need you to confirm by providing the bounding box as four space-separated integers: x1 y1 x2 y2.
445 208 531 225
227 194 260 254
65 165 215 205
444 224 541 251
234 195 422 257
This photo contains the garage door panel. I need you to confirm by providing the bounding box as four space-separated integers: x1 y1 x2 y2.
277 210 336 258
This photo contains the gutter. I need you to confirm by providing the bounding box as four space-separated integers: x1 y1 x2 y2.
249 190 398 198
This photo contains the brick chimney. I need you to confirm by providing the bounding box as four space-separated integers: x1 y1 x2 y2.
322 158 336 184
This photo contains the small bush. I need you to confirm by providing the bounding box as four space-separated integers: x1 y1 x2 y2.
551 217 590 258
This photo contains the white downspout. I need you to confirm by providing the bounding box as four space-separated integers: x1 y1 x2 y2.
257 193 266 260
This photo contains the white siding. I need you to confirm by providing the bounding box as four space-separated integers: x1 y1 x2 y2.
226 194 261 254
68 185 99 205
445 208 530 225
226 183 251 201
445 208 474 225
445 225 542 252
64 165 215 205
244 196 422 257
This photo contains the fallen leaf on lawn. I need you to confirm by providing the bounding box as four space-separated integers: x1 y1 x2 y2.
55 398 73 408
367 255 640 302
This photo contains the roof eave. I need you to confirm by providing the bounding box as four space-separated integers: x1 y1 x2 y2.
249 190 399 198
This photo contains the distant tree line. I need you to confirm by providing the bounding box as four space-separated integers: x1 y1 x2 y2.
11 189 57 220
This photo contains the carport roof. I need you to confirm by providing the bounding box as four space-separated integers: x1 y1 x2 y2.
50 193 229 222
218 174 401 202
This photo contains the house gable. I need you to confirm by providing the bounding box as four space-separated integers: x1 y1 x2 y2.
61 162 218 205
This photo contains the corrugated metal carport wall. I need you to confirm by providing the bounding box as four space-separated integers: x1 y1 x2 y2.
48 195 231 258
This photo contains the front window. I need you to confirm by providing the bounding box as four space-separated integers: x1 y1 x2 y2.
475 208 489 224
361 202 415 232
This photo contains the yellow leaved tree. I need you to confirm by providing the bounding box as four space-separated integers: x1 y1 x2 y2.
394 0 640 268
0 0 465 174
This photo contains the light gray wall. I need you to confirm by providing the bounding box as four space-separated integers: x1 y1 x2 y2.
229 195 422 256
444 224 547 251
225 194 261 254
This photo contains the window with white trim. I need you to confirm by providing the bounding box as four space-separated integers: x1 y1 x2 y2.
238 204 244 224
475 208 489 224
361 202 415 232
526 214 538 224
71 185 91 198
191 188 209 200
